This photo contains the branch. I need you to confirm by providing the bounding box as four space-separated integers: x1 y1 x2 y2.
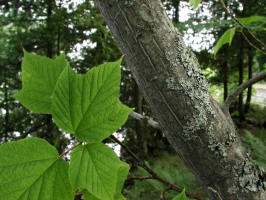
126 176 153 182
109 135 203 200
222 71 266 111
220 0 266 52
129 111 160 129
240 31 266 56
208 187 223 200
160 186 171 200
59 142 82 158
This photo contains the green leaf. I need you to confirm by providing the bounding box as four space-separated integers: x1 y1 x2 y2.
237 16 266 25
0 137 74 200
113 163 129 200
51 58 132 142
83 190 101 200
172 188 189 200
13 50 67 114
189 0 202 9
69 143 129 200
214 28 236 55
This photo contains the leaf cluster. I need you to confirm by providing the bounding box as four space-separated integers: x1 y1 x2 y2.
0 51 132 199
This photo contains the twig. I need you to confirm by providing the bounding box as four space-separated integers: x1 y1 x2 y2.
220 0 266 51
126 176 153 181
160 186 171 200
129 111 160 129
59 142 82 158
208 187 223 200
110 135 203 200
240 31 266 56
222 71 266 111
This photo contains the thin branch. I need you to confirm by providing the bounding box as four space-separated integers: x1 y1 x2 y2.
240 31 266 56
208 187 223 200
220 0 266 50
110 135 203 200
126 176 153 181
59 142 82 158
222 71 266 111
160 186 171 200
129 111 160 129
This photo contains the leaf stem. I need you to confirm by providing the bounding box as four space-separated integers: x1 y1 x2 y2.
59 142 82 158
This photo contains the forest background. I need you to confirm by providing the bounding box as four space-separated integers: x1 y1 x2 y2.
0 0 265 199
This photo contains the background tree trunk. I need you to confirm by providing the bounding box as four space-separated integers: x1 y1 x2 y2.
223 61 228 102
245 48 253 113
46 0 53 58
134 83 146 160
238 43 244 122
95 0 265 199
4 78 9 142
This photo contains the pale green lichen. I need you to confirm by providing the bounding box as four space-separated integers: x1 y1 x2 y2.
163 22 217 140
229 153 265 194
165 77 179 90
182 105 214 140
207 131 237 160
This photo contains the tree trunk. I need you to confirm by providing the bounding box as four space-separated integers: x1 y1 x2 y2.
95 1 265 199
172 0 180 23
245 49 253 113
223 61 228 102
238 44 244 122
4 79 9 142
46 0 53 58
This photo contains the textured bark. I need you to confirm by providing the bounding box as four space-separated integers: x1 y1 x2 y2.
95 0 266 199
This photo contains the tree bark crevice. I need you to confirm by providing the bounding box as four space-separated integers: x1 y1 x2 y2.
95 0 266 199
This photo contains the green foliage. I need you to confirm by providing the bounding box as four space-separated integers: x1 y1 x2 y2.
124 155 205 199
214 28 236 55
83 190 101 200
236 16 266 25
14 51 132 143
69 143 129 200
52 58 131 143
189 0 202 9
0 137 74 200
241 130 266 169
0 51 131 199
245 105 266 125
172 188 189 200
13 50 67 114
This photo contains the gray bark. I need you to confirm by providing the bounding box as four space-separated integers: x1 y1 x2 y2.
95 0 265 199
